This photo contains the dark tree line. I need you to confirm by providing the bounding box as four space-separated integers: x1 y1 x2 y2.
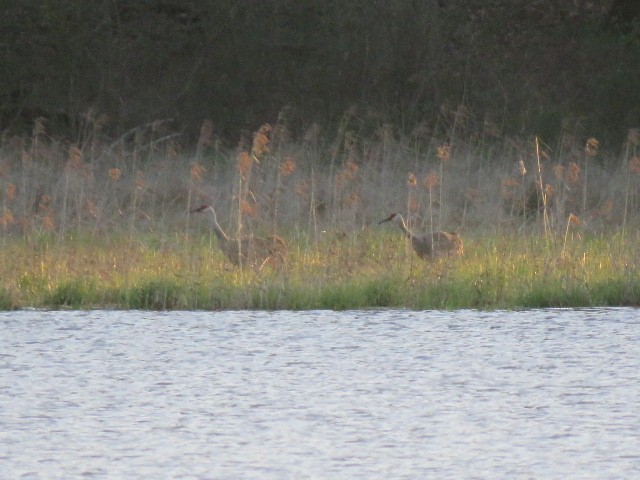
1 0 639 148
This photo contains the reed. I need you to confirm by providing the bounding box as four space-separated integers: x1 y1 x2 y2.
623 129 640 235
1 113 640 310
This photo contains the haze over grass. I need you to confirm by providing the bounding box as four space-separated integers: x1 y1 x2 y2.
1 118 639 310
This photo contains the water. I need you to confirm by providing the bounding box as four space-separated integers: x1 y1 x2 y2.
1 308 639 479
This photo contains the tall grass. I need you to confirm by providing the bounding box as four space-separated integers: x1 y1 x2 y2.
1 231 639 310
1 112 640 310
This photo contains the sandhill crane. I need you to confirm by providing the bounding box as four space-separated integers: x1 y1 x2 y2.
190 205 287 268
378 213 463 259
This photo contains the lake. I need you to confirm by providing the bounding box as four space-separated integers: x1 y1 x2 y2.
1 308 639 479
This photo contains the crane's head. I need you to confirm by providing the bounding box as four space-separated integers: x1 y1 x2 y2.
377 213 401 225
190 205 211 214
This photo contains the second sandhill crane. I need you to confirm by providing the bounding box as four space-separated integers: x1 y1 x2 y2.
190 205 287 268
378 213 463 259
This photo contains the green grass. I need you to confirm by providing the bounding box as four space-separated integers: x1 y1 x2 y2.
1 231 639 310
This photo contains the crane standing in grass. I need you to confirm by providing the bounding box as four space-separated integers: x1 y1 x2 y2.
378 213 463 259
190 205 287 268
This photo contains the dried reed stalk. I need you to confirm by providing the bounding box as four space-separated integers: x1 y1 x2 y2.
535 136 550 236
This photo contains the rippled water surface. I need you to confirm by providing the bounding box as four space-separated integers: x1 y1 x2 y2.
2 308 640 479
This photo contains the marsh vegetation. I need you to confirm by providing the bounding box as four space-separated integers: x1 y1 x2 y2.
1 116 640 310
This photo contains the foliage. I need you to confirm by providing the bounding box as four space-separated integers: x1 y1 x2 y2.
0 287 15 310
1 231 640 310
1 1 639 145
44 279 99 308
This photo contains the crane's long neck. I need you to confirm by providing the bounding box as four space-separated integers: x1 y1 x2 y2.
204 207 231 243
396 216 415 239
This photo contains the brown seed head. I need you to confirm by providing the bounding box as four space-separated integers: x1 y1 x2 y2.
437 144 451 162
237 151 252 176
568 213 580 226
6 183 16 201
566 162 581 184
553 164 565 181
424 173 439 190
585 137 599 157
68 146 83 169
279 158 297 177
252 124 271 157
191 163 206 182
407 172 417 187
108 168 122 181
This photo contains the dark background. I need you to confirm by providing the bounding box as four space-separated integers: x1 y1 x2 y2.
1 0 639 149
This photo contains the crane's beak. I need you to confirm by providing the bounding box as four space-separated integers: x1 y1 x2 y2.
377 214 394 225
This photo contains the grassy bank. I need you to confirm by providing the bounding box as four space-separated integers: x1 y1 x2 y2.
1 230 639 310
